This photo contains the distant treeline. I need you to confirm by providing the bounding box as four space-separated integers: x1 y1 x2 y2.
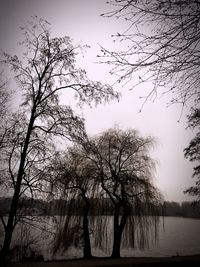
0 197 200 218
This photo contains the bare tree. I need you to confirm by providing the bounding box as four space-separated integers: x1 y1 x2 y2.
100 0 200 206
83 127 161 258
100 0 200 111
0 16 118 264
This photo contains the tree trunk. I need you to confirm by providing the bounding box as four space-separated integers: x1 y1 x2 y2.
111 205 129 259
111 206 121 258
83 211 92 259
0 109 35 265
82 192 92 259
111 226 122 258
0 185 21 265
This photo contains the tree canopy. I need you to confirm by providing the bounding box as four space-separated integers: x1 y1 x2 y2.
45 127 161 259
88 128 161 258
81 127 161 258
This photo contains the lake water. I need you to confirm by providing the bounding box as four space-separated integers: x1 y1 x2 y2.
123 217 200 257
1 216 200 260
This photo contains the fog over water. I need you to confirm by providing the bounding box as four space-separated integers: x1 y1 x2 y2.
0 0 197 202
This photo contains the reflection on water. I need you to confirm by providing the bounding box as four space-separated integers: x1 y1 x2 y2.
0 216 200 260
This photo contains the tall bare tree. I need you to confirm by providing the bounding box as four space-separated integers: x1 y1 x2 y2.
100 0 200 110
0 17 118 264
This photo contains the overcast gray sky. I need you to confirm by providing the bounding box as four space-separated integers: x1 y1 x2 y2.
0 0 196 202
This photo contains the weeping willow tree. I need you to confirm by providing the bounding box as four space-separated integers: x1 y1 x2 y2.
48 147 103 259
82 127 162 258
47 127 161 259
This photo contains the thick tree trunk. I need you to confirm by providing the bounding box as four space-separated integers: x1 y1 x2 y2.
111 226 122 258
82 192 92 259
0 184 21 265
0 110 35 265
111 205 129 259
83 211 92 259
111 206 121 258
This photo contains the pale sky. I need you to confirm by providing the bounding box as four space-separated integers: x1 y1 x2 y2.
0 0 197 202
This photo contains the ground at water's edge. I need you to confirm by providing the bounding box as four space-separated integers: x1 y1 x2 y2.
6 254 200 267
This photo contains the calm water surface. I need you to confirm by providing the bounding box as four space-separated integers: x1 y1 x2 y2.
1 216 200 260
123 217 200 257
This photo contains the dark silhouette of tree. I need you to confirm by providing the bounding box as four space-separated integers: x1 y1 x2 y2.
162 201 181 217
48 148 100 259
184 98 200 200
83 127 161 258
100 0 200 110
46 128 160 259
181 201 200 217
0 16 118 264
